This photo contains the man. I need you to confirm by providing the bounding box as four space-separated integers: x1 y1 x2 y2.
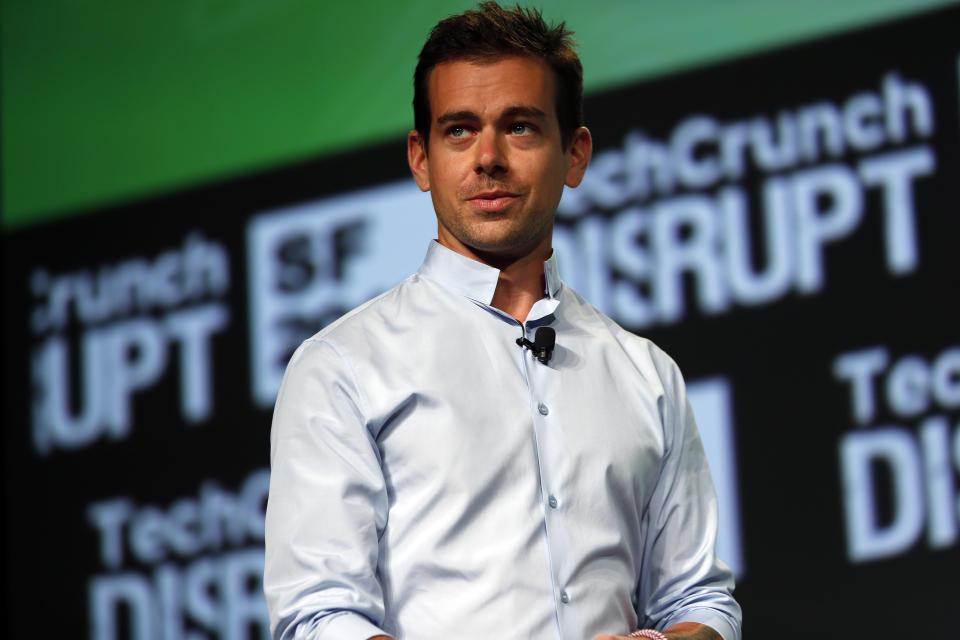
264 4 742 640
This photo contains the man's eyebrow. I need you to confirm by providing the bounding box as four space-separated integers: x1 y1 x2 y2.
501 105 546 120
435 106 547 126
436 110 479 125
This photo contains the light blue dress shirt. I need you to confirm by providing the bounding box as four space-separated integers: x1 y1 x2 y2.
264 241 741 640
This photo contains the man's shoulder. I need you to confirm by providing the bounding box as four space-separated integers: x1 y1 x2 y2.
310 274 425 343
282 274 428 374
561 285 681 377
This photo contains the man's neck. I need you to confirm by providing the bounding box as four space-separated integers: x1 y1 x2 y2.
487 248 550 323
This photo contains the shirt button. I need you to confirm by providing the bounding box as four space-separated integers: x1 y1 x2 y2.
548 495 558 509
538 403 549 416
560 590 570 604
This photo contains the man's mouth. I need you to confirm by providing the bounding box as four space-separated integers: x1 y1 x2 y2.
468 191 519 212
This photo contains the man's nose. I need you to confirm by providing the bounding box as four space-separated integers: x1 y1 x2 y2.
475 129 507 176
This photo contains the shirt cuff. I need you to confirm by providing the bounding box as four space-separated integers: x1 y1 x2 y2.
322 611 389 640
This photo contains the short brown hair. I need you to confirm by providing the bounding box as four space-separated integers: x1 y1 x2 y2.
413 2 584 150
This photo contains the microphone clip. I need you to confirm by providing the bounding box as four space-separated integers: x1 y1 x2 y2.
516 327 555 365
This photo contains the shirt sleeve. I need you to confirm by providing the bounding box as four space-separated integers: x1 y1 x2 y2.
263 338 391 640
635 348 743 640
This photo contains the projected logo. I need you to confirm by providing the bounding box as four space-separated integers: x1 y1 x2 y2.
554 72 936 327
834 345 960 563
246 181 435 408
87 468 270 640
29 232 231 455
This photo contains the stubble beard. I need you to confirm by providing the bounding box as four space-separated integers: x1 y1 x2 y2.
440 198 555 264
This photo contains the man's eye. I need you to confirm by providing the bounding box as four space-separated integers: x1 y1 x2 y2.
448 126 467 138
510 123 531 135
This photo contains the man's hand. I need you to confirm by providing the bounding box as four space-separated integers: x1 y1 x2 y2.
595 622 722 640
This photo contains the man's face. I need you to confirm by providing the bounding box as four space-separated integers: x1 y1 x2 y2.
408 56 591 264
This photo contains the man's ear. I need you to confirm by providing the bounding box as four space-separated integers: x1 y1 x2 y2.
408 130 431 192
563 126 592 188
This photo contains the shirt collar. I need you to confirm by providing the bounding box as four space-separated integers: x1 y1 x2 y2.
417 241 563 306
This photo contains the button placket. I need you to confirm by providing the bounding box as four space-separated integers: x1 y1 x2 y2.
520 321 570 627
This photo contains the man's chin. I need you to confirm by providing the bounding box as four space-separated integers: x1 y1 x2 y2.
466 235 550 264
438 217 551 263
